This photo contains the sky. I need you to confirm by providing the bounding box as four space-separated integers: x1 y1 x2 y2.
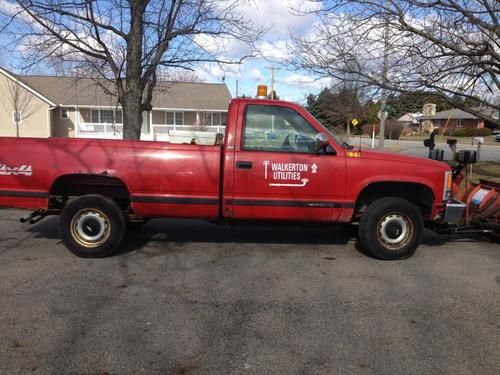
2 0 497 111
193 0 330 103
0 0 330 104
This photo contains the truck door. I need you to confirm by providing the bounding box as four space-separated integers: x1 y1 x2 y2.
229 103 347 221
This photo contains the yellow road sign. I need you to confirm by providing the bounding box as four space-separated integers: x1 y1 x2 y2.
351 118 359 127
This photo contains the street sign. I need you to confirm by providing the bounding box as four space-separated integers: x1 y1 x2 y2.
351 118 359 127
377 110 388 121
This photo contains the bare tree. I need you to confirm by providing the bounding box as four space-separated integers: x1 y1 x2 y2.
157 68 205 83
2 0 263 139
290 0 500 126
1 75 41 137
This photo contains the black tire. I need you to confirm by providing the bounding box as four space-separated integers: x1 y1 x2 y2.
358 197 423 260
59 194 127 258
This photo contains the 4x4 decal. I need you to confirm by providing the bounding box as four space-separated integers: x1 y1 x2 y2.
0 164 33 176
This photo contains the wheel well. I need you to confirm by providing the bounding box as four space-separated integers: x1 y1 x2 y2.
49 174 130 210
355 182 434 220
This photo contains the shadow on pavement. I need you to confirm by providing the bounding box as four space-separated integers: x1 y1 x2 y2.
27 216 356 250
117 219 360 255
25 216 496 256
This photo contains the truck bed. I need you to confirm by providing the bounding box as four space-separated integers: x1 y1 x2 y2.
0 137 222 219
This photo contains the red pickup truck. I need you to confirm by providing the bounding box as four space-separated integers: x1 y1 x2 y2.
0 97 456 260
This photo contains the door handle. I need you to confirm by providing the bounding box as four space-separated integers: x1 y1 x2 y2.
236 161 252 169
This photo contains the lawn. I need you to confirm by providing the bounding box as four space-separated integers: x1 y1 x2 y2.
469 161 500 183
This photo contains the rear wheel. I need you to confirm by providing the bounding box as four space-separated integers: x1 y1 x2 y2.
59 194 127 258
359 198 423 260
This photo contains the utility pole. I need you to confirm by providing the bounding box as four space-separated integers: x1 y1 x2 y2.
379 0 390 148
495 94 500 123
270 66 275 99
266 66 277 99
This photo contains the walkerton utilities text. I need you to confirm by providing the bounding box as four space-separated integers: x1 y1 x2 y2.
271 162 308 181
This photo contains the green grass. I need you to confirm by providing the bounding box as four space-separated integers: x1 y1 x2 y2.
469 161 500 183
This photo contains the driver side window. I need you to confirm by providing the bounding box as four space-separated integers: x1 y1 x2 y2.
243 105 318 153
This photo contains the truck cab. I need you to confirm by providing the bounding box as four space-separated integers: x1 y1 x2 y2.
221 98 348 223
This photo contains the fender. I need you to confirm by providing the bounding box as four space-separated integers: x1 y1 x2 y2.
349 174 438 202
49 172 132 194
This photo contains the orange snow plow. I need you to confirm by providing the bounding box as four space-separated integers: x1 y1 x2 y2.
460 180 500 236
425 134 500 239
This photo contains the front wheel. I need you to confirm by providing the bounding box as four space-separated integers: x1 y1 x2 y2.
359 198 423 260
59 195 127 258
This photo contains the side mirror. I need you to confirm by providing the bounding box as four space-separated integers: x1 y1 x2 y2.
315 133 329 151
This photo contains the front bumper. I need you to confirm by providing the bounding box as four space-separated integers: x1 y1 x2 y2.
442 199 467 225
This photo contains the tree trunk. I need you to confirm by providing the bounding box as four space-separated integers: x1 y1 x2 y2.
122 0 147 140
122 93 142 140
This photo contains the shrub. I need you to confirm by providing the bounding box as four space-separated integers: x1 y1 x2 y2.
469 127 492 136
441 128 455 136
452 129 466 137
450 127 491 137
362 123 379 136
384 120 404 139
464 128 491 137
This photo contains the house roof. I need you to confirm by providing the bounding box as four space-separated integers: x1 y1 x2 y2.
397 113 422 123
0 68 56 106
420 108 478 120
13 74 232 110
471 106 499 121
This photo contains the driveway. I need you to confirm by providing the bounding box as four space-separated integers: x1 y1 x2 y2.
0 209 499 374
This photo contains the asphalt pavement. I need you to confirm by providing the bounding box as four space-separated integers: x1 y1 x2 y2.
1 209 499 374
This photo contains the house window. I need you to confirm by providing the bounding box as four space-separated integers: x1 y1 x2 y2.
166 111 183 125
212 112 221 126
457 119 463 128
91 109 99 123
166 112 174 125
100 110 114 123
175 112 183 125
90 109 123 124
12 111 22 124
203 112 211 126
60 108 69 119
202 112 225 126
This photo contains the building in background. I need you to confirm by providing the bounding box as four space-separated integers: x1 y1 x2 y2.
420 108 487 132
0 68 231 140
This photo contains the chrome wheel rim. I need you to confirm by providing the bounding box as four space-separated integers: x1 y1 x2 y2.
377 213 413 250
70 209 111 248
